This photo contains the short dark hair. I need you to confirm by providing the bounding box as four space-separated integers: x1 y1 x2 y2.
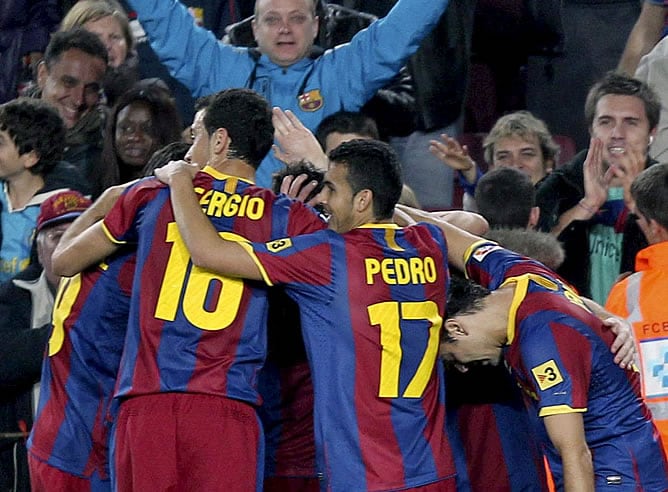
203 88 273 169
142 141 191 177
194 95 213 112
474 167 535 229
584 71 661 131
446 274 491 320
0 98 65 175
315 111 379 150
631 163 668 231
271 160 325 202
44 28 109 69
328 139 402 219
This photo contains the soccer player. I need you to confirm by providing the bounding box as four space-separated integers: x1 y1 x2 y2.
27 143 190 492
261 161 325 492
154 139 473 491
411 214 668 491
51 88 325 491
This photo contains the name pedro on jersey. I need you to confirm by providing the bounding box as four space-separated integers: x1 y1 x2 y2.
196 188 265 220
365 257 438 285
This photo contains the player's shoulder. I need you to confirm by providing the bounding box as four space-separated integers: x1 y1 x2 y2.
130 176 166 192
122 176 166 199
116 177 166 209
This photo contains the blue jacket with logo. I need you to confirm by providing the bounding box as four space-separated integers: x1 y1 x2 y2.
126 0 450 185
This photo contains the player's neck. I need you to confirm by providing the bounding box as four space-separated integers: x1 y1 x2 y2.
353 213 390 230
213 158 256 182
489 287 515 344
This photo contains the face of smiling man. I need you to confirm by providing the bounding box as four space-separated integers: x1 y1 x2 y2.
37 48 106 130
590 94 656 186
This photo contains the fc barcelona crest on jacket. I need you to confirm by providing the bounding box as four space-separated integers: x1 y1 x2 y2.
298 89 323 112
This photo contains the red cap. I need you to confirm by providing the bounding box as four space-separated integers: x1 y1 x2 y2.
37 190 92 232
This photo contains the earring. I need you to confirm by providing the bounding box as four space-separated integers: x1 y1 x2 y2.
649 135 655 146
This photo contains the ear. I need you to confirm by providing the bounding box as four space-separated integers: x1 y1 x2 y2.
527 206 540 229
36 61 48 90
21 150 40 170
354 189 373 214
543 159 554 175
444 318 467 339
211 127 229 157
648 218 664 241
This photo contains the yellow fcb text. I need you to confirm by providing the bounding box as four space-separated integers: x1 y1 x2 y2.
198 189 265 220
365 256 438 285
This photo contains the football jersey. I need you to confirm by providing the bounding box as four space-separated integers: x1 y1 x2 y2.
445 365 548 492
244 223 457 491
28 250 135 478
259 288 316 479
102 168 323 403
464 241 668 490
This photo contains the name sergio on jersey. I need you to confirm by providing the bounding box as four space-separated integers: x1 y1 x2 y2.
195 187 265 220
365 256 438 285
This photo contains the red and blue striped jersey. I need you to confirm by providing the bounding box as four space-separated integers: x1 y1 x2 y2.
258 360 316 479
259 289 316 479
28 250 135 479
464 242 668 490
445 365 548 491
102 168 323 403
245 223 457 491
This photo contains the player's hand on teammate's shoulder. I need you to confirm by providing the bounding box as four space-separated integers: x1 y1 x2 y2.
155 160 199 185
603 316 637 370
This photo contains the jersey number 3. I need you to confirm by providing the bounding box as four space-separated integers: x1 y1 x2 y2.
368 301 442 398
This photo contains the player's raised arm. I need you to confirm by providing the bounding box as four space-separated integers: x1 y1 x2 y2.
543 413 595 492
155 162 262 280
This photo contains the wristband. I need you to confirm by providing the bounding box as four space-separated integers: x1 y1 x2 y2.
577 199 597 215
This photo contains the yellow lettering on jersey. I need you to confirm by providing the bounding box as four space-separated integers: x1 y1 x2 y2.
504 273 590 312
531 359 564 391
365 256 437 285
49 275 83 356
368 300 442 398
155 223 246 331
198 190 265 220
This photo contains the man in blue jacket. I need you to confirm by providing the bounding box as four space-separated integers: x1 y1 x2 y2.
127 0 449 185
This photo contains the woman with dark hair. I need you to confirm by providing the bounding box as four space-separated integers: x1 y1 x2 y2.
99 81 182 192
